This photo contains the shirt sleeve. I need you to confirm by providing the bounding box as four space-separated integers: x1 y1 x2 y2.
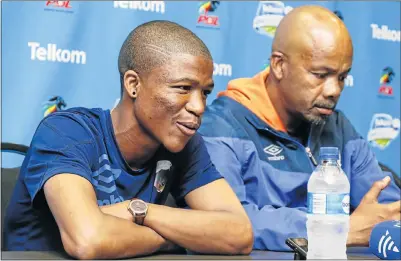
201 133 307 251
338 111 401 207
170 133 223 205
23 112 96 205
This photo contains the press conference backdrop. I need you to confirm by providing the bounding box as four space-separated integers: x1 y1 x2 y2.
2 1 400 176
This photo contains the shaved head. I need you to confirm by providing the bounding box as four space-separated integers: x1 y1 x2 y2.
267 5 354 132
272 5 352 60
118 20 212 94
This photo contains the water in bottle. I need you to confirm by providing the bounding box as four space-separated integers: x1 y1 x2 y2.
307 147 350 259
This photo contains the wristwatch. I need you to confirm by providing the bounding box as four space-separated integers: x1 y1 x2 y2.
127 198 148 225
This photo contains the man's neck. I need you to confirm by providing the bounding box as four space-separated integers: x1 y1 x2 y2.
111 104 160 170
265 75 310 145
287 122 311 146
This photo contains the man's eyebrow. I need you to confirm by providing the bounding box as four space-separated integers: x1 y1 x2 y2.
167 77 200 84
312 66 352 74
167 78 214 88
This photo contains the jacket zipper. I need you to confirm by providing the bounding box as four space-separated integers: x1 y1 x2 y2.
305 147 318 166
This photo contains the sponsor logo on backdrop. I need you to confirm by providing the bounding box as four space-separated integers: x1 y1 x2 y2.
344 75 354 87
28 42 87 64
44 1 73 13
371 24 400 42
253 1 293 38
378 67 395 97
213 63 232 77
43 96 67 117
113 1 165 13
367 113 400 150
197 1 220 28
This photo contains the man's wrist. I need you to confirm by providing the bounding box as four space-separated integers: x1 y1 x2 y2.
347 229 368 246
143 203 156 227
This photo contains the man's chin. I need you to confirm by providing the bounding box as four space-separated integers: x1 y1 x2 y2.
305 114 328 126
164 138 191 153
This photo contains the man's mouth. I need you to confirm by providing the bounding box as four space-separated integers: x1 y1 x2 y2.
315 106 333 115
176 121 199 136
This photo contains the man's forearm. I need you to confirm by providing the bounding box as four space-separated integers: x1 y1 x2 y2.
75 213 170 259
100 200 133 221
143 203 253 254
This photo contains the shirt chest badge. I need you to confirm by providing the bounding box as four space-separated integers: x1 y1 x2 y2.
264 144 285 161
154 160 172 193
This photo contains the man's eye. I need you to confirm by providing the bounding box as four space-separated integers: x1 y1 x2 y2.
312 72 328 79
339 75 348 82
203 90 211 96
176 86 191 91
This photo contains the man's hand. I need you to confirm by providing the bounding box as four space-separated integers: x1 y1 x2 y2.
347 176 401 246
142 179 253 255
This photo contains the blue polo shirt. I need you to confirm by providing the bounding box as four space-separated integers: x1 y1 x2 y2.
3 107 222 251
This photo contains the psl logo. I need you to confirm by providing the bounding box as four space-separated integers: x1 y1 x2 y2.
197 1 220 27
44 1 73 13
43 96 67 117
378 67 395 97
367 113 400 149
46 1 71 8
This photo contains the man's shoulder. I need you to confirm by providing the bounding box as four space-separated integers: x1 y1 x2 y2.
45 107 105 122
34 107 108 146
200 97 249 138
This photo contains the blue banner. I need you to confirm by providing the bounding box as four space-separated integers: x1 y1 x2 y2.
2 1 400 176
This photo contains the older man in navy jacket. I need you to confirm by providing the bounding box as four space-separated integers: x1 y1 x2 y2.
199 5 401 251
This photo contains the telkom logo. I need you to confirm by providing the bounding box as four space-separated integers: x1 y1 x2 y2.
28 42 86 64
371 24 400 42
114 1 165 13
378 230 399 258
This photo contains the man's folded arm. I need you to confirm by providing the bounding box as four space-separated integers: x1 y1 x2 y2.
143 178 254 255
44 173 171 260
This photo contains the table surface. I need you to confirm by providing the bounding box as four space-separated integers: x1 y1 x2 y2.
1 247 378 260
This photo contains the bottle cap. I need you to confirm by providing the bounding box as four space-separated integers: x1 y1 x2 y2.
319 147 339 160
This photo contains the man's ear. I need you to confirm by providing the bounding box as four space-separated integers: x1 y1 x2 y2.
270 51 285 81
123 70 141 99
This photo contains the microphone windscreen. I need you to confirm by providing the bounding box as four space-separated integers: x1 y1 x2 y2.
369 220 401 260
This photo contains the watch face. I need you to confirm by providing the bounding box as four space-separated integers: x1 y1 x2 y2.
131 200 147 213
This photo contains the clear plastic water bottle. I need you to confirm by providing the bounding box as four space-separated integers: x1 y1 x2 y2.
307 147 350 259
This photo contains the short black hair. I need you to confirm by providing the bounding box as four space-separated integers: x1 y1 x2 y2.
118 20 212 95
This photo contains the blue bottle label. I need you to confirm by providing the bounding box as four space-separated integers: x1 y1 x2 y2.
307 193 350 215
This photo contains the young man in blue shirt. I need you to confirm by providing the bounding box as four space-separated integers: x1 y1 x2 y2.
199 6 401 251
3 21 253 259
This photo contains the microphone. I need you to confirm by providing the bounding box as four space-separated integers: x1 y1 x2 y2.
369 220 401 260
